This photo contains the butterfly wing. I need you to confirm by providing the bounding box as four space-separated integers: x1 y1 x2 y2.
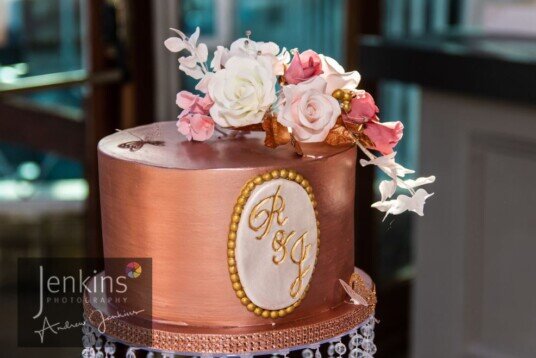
118 140 144 151
339 279 369 306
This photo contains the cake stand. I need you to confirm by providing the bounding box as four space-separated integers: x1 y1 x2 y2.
81 269 377 357
81 316 377 358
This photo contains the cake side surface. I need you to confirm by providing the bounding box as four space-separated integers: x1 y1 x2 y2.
98 121 357 328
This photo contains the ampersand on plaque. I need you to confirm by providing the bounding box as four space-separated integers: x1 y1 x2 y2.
228 169 319 319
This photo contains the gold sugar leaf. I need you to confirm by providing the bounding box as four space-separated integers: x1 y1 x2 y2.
355 131 375 149
345 122 364 134
324 124 356 146
262 113 291 149
342 120 375 149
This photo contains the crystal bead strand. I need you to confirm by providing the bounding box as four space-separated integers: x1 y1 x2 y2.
334 340 347 357
82 347 95 358
126 347 138 358
94 336 104 358
326 342 335 357
104 340 117 357
315 346 322 358
310 343 321 358
81 316 376 357
359 317 377 356
302 348 313 358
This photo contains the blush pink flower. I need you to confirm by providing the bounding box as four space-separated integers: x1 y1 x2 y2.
344 91 379 124
278 77 340 143
177 114 214 141
175 90 215 141
364 120 404 155
176 90 213 118
284 50 323 84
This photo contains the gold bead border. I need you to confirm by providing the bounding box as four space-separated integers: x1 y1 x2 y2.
227 169 320 319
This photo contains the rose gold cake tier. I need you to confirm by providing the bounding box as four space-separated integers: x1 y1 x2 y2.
98 121 357 328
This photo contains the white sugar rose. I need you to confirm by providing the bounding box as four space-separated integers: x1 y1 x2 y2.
211 38 288 76
319 55 361 94
208 56 276 127
278 77 341 143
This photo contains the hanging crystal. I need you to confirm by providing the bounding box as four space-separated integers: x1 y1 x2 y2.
81 315 377 357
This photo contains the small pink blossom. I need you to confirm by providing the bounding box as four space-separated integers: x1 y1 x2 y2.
364 120 404 155
176 90 213 118
177 114 214 141
284 50 323 84
344 91 379 124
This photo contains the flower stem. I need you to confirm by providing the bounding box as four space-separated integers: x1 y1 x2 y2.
214 126 228 136
356 141 376 161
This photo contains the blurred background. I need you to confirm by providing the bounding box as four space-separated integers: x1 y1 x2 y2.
0 0 535 357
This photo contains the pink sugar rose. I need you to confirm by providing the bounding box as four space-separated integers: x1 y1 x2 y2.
176 90 213 118
345 91 379 124
284 50 323 84
176 114 214 141
278 77 340 143
364 120 404 155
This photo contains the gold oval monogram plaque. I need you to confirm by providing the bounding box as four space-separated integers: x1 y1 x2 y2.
227 169 319 319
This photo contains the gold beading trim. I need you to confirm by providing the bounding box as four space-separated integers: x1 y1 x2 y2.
227 169 320 319
83 299 375 354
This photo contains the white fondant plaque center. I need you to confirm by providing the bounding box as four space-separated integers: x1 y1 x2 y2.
235 177 318 311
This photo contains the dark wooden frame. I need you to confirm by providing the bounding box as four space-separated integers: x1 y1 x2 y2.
86 0 155 257
346 1 411 357
85 0 123 259
0 100 84 161
0 0 155 259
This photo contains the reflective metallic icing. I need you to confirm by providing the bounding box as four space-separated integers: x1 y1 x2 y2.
98 121 357 328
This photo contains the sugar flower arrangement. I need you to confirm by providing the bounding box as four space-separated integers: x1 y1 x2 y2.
165 28 435 218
